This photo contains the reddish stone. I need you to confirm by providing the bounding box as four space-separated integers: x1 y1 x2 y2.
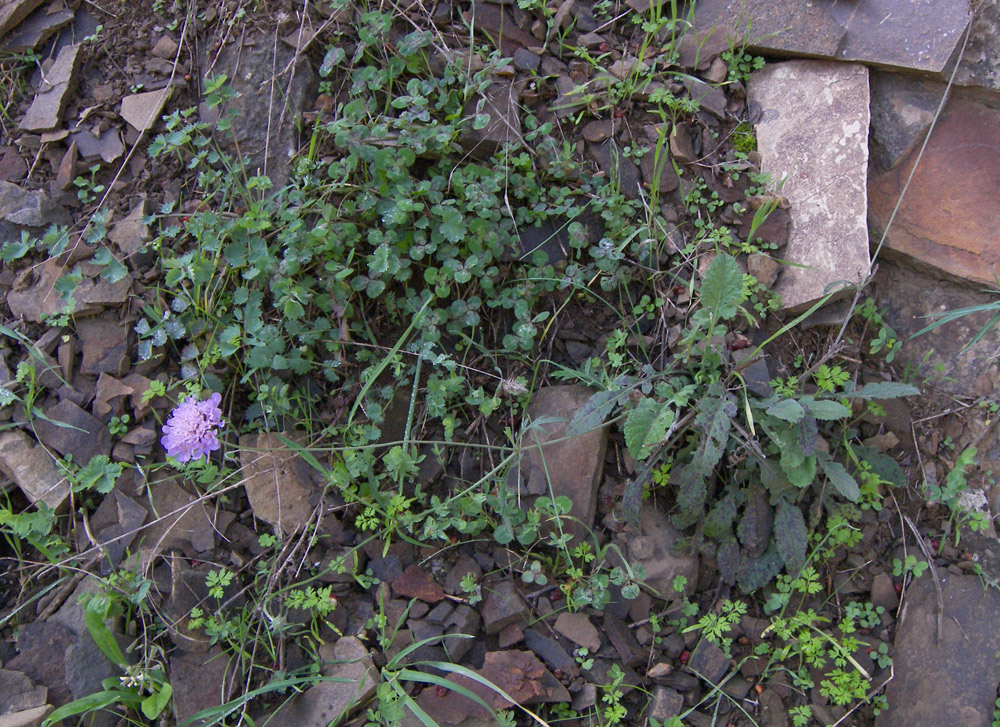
869 94 1000 286
391 564 445 603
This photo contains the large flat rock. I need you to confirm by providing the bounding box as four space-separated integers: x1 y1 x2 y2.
0 430 69 509
694 0 971 74
869 91 1000 286
879 572 1000 727
519 385 609 544
20 43 81 132
748 61 870 310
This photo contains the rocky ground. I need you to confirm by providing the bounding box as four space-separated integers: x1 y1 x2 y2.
2 1 1000 727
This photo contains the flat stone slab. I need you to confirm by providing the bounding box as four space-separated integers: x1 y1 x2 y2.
869 90 1000 286
120 87 172 134
0 7 73 52
748 60 870 310
0 0 45 38
520 385 609 543
239 432 318 535
0 430 69 509
694 0 971 74
879 572 1000 727
20 43 81 132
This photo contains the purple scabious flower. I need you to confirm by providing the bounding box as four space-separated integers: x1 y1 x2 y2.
161 392 225 463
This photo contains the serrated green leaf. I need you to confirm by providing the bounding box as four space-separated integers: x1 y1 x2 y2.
766 399 804 422
774 500 807 574
802 397 850 421
700 252 744 322
818 456 860 501
566 389 626 436
854 447 905 487
704 489 741 539
796 415 819 456
673 462 707 527
843 382 920 400
737 543 784 594
624 398 675 460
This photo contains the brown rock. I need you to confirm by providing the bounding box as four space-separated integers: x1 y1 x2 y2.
93 373 133 417
34 398 111 464
588 139 641 199
391 564 446 603
20 43 81 132
170 647 239 726
462 3 537 56
581 118 613 143
879 573 1000 727
554 612 601 653
0 146 27 180
694 0 971 75
669 123 697 164
748 61 870 310
8 258 131 323
0 430 69 508
639 148 680 194
150 34 178 59
481 580 528 635
613 507 698 598
460 81 522 157
240 432 318 535
77 315 129 375
7 622 75 705
267 637 377 727
520 385 609 544
747 253 780 288
55 140 76 191
142 477 218 557
120 87 173 134
869 93 1000 286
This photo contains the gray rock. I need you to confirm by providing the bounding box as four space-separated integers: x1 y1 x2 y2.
0 180 68 228
614 507 698 598
0 0 45 41
512 48 540 72
88 489 147 568
639 147 679 194
683 77 728 119
268 637 378 727
956 1 1000 92
240 432 320 535
868 71 943 172
522 628 578 679
649 686 684 723
0 669 47 713
204 34 314 188
747 253 780 288
20 43 81 131
519 385 609 544
748 61 870 311
879 572 1000 727
0 8 74 53
142 476 218 559
34 399 111 464
687 640 730 684
694 0 971 75
68 128 124 164
603 614 643 667
869 571 898 614
444 604 480 662
444 554 482 595
0 430 69 509
481 580 528 635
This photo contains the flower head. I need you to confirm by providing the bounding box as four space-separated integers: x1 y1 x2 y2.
161 392 225 463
